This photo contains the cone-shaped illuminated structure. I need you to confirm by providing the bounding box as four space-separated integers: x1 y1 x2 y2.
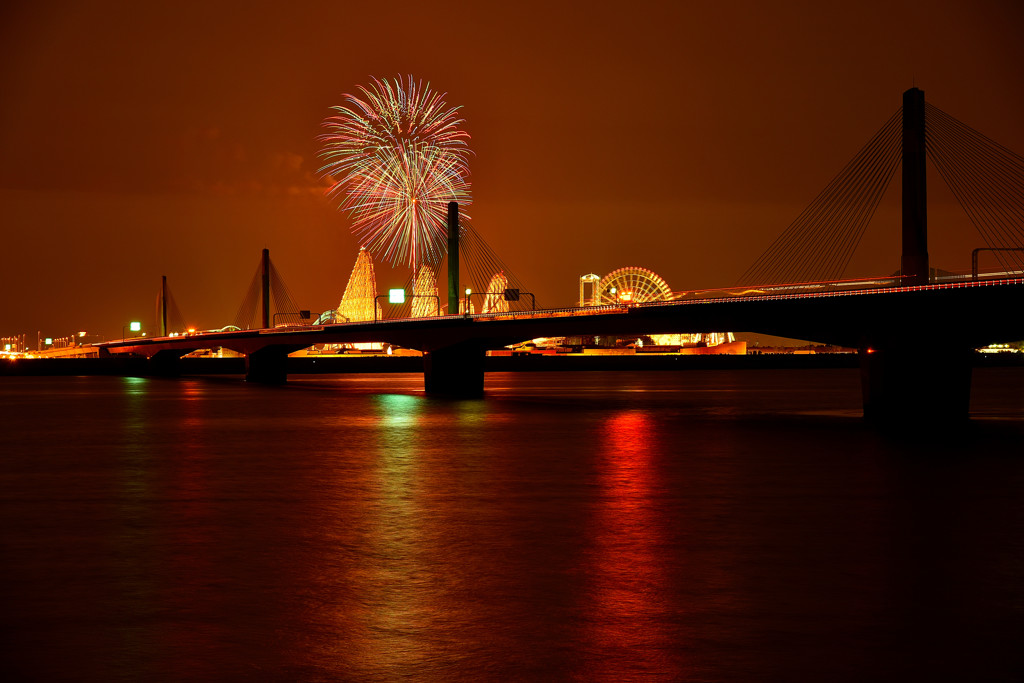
337 248 378 322
412 265 439 317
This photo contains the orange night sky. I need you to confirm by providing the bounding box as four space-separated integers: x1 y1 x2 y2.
2 1 1023 340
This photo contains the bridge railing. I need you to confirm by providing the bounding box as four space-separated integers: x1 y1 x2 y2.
150 273 1022 342
355 302 634 326
653 268 1021 305
633 275 1024 308
264 273 1024 330
670 276 901 302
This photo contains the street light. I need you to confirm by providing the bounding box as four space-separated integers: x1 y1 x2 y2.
374 289 440 321
122 321 141 341
375 290 404 321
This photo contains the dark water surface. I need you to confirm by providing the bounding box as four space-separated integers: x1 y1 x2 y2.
1 369 1022 681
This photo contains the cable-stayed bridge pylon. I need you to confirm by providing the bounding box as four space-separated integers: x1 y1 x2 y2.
740 88 1024 287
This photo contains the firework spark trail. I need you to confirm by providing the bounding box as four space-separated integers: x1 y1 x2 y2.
318 75 472 271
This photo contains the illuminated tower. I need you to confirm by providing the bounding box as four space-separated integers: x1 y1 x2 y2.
412 264 439 317
337 248 377 322
579 273 600 307
482 272 510 314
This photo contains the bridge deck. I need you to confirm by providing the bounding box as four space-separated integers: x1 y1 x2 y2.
98 277 1024 357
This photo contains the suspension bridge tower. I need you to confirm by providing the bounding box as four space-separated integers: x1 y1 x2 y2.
861 87 964 422
902 87 929 286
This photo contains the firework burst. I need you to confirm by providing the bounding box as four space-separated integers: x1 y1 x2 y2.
318 75 472 271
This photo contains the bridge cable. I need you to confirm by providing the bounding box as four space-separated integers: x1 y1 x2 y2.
925 124 1020 270
927 106 1024 233
156 283 187 334
459 219 533 311
925 103 1024 274
804 110 901 281
932 104 1024 256
391 217 538 316
926 107 1023 251
738 108 902 285
800 112 902 282
741 110 899 284
232 263 263 330
268 259 302 325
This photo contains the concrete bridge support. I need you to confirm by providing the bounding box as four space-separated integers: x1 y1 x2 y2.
859 343 974 424
423 342 486 397
245 346 292 384
147 349 190 377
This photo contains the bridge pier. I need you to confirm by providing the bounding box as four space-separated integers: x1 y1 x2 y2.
859 342 973 424
245 346 291 384
147 349 188 377
423 343 486 397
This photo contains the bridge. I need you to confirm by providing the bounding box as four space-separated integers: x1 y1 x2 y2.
98 89 1024 423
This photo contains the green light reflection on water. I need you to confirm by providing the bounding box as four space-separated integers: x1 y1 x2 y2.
374 393 422 429
121 376 148 395
364 392 431 664
114 374 159 667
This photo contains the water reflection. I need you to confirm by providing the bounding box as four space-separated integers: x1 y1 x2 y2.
330 392 438 676
2 372 1021 680
333 394 528 678
112 376 159 675
159 380 224 676
581 410 681 679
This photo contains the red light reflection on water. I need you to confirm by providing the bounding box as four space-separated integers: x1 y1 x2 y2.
114 379 226 676
580 410 682 679
160 380 223 659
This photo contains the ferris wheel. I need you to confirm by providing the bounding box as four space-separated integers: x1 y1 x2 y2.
596 267 673 305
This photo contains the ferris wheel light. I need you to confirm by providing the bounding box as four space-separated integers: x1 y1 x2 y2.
598 267 673 306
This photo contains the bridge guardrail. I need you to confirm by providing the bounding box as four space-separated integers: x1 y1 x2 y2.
298 276 1024 328
96 276 1023 346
